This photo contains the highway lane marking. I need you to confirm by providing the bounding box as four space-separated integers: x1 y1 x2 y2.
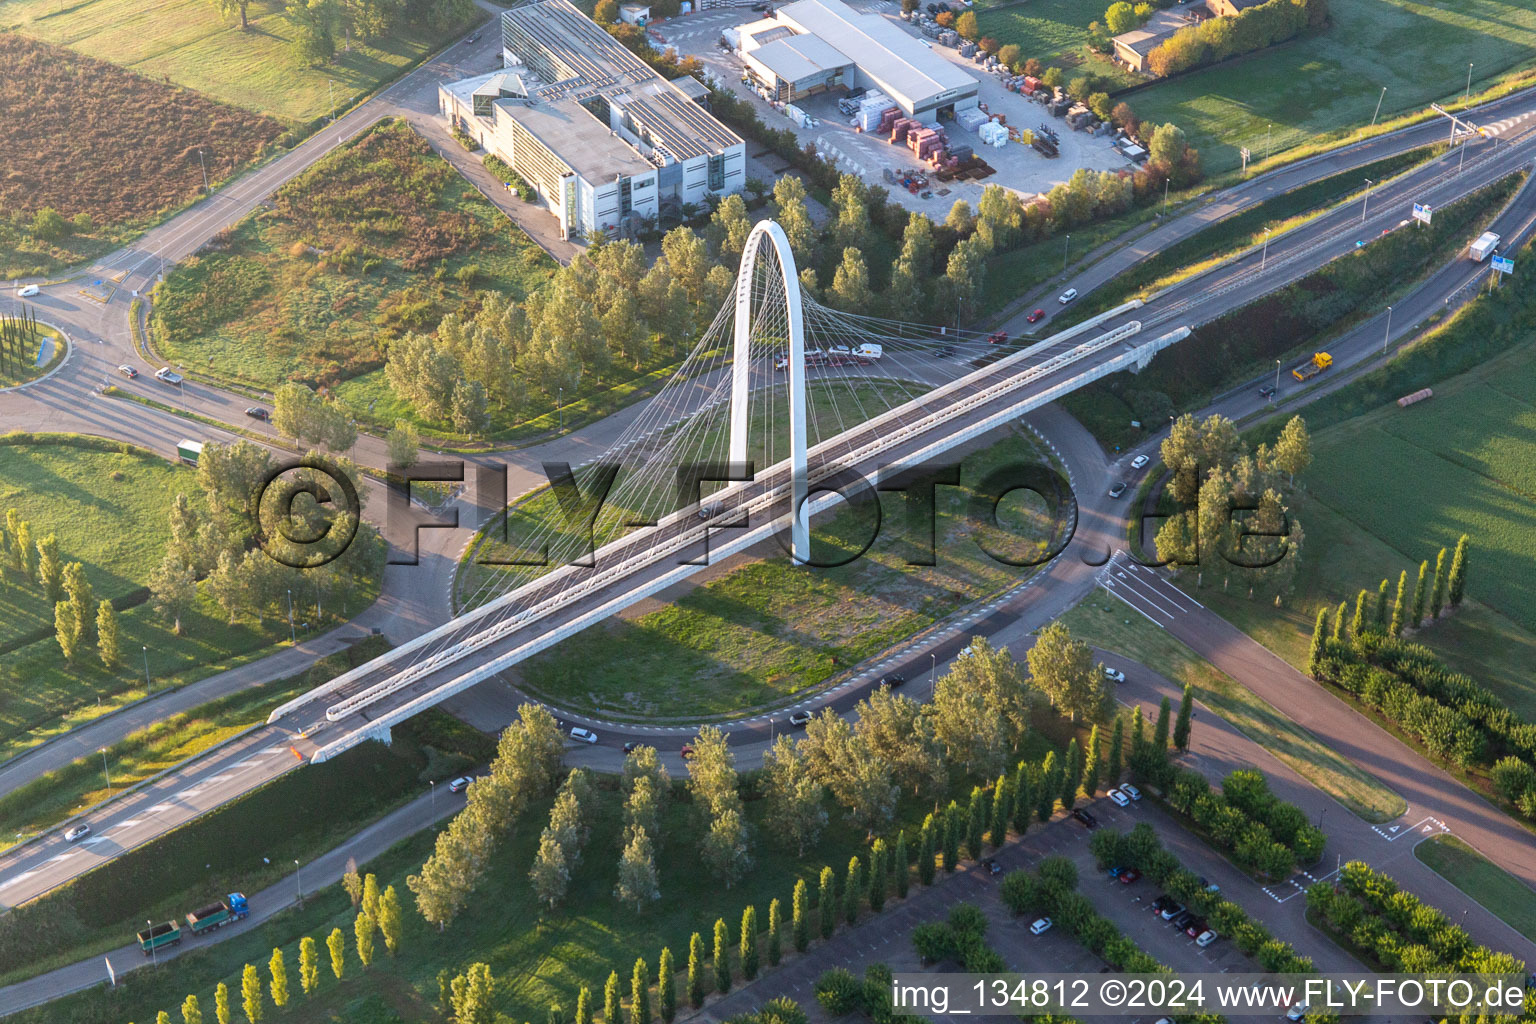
178 788 204 799
147 803 173 814
114 820 142 829
46 853 76 864
0 871 37 890
204 775 235 783
231 761 263 768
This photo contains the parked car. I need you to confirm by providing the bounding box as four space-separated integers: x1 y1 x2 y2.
1170 910 1195 930
1159 902 1185 921
1150 895 1175 914
245 407 269 421
879 673 905 688
448 776 473 793
1109 481 1127 498
1198 876 1220 893
1071 808 1098 829
1058 288 1078 304
1286 1002 1309 1022
64 824 91 842
569 726 598 744
1120 784 1142 801
16 284 40 298
1029 917 1052 935
1026 308 1045 323
1103 666 1125 684
155 367 184 385
984 858 1002 876
623 741 642 753
1195 929 1218 947
1184 916 1208 938
1107 789 1130 807
118 365 138 378
1118 868 1141 885
789 710 813 727
1130 454 1149 469
681 744 695 759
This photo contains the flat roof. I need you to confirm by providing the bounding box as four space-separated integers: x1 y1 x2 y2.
776 0 973 106
499 95 658 181
750 34 851 84
1113 9 1190 54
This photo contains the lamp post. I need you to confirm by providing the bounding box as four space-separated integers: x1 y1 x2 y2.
198 149 209 194
1260 229 1270 271
286 589 295 644
1361 179 1372 223
1265 123 1272 162
1062 234 1070 274
147 920 157 966
1383 305 1393 352
1162 176 1169 218
295 859 303 904
100 748 112 797
930 651 937 684
558 385 564 433
429 779 436 810
1371 86 1386 127
328 79 337 123
1273 358 1281 399
1465 62 1474 102
142 645 150 690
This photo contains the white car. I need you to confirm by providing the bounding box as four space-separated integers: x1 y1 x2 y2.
64 824 91 842
1103 666 1125 684
1029 917 1052 935
1120 783 1142 801
789 710 813 727
1107 789 1130 807
1131 454 1150 469
570 727 598 744
448 776 474 793
154 367 184 385
1286 1002 1309 1022
1195 929 1218 947
1058 288 1078 304
16 284 40 298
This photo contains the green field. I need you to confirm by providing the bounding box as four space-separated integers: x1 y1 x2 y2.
0 0 478 126
973 0 1136 89
0 437 192 647
1128 0 1536 174
1058 590 1407 822
1415 834 1536 943
512 427 1058 718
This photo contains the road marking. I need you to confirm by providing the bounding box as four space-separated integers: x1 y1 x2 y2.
47 853 76 864
114 820 142 829
204 775 234 783
0 871 37 890
178 788 204 799
231 760 263 768
147 804 173 814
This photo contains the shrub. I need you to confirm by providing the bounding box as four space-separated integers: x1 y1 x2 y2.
813 968 862 1015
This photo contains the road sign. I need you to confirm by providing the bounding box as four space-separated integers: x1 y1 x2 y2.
1240 147 1250 160
105 956 116 987
1492 255 1515 274
1412 202 1433 225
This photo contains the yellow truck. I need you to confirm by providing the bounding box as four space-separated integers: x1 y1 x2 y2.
1292 352 1332 382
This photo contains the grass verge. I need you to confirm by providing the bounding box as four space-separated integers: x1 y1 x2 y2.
1414 834 1536 944
1057 590 1406 823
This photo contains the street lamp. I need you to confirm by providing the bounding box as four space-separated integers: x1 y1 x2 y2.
1162 176 1169 218
198 149 209 195
1265 123 1272 163
1273 358 1281 399
1383 305 1393 352
1260 229 1270 271
100 748 112 797
142 645 150 690
1465 62 1474 102
558 385 564 433
429 779 436 810
295 859 304 903
1370 86 1386 127
1361 179 1373 223
930 651 937 683
286 588 295 644
328 79 337 123
147 920 157 966
1062 233 1071 274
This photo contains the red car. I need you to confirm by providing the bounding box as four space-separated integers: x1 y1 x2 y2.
987 330 1008 345
1118 868 1141 885
1026 308 1045 323
681 744 695 759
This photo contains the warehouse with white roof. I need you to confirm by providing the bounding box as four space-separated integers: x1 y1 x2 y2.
739 0 977 120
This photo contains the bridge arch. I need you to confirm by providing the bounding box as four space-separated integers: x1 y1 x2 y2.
728 220 809 562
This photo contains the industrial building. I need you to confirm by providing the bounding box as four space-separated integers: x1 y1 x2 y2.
439 0 745 240
738 0 977 120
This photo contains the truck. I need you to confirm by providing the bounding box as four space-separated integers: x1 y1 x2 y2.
175 439 204 466
1469 231 1500 261
853 343 883 362
185 893 250 936
137 921 182 956
1291 352 1333 382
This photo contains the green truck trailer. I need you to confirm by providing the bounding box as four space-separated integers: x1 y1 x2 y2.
136 921 181 956
185 893 250 935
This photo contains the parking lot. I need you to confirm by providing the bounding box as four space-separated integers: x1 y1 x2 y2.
656 0 1133 215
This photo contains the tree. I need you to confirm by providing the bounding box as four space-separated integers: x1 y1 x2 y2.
829 247 873 312
216 982 231 1024
451 963 497 1024
385 420 421 471
182 994 204 1024
818 865 837 939
1108 716 1124 786
62 560 94 638
1061 740 1082 809
327 928 345 980
594 0 618 20
766 898 782 966
576 987 593 1024
687 933 706 1009
658 947 677 1021
792 878 810 951
269 947 289 1008
1350 588 1371 639
531 833 571 909
1430 546 1448 620
998 42 1021 69
1307 607 1330 676
830 174 871 251
1027 622 1106 722
299 935 319 996
989 776 1011 846
929 637 1032 775
605 970 623 1023
942 237 987 324
761 735 828 854
739 905 760 980
161 1011 174 1024
1386 571 1409 637
942 800 962 868
1410 560 1429 629
1105 0 1138 33
1153 697 1172 750
149 555 197 634
1448 534 1470 606
54 600 79 663
1173 686 1194 752
1036 756 1059 822
286 0 338 63
13 518 34 579
615 827 661 910
96 599 120 669
701 808 752 887
36 532 62 600
1331 600 1348 642
773 176 817 266
354 911 375 968
211 0 253 29
630 958 651 1024
1082 725 1103 797
1374 578 1390 628
955 9 978 38
843 855 863 924
965 787 987 859
894 830 910 897
241 963 265 1024
1270 416 1312 484
713 916 732 994
378 885 402 955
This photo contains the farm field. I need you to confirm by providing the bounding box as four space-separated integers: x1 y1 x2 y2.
511 428 1060 719
1128 0 1536 173
0 0 476 127
0 34 282 277
154 120 556 423
972 0 1136 89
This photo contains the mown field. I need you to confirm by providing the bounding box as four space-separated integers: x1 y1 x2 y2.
1129 0 1536 174
154 120 555 400
0 0 476 127
0 34 281 277
512 428 1061 718
973 0 1136 89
